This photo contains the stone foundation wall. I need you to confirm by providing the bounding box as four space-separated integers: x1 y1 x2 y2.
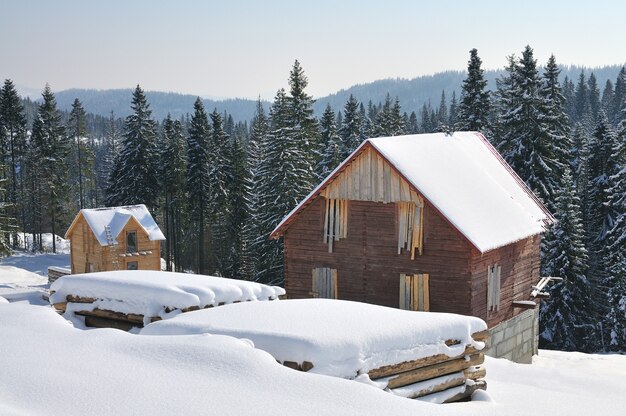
484 308 539 364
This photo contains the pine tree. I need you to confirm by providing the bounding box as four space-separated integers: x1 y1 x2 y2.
241 100 267 280
160 115 187 272
0 79 26 247
456 48 491 133
448 91 458 129
339 95 361 157
540 169 593 351
587 73 601 124
609 67 626 125
496 47 563 212
586 112 621 321
186 98 211 274
207 109 232 276
255 89 291 284
67 99 94 209
105 85 160 211
29 85 69 253
286 60 320 192
318 104 343 177
226 131 247 279
601 80 614 113
602 135 626 350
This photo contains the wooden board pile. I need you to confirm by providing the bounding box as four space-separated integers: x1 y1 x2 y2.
51 296 208 331
280 329 488 404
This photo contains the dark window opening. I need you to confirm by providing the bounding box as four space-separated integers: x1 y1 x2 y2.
126 231 137 253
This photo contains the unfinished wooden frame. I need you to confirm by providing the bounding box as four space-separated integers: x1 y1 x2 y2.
311 267 338 299
323 199 348 252
397 201 424 259
487 265 501 312
399 273 429 311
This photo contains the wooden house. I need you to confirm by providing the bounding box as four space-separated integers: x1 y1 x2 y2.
65 205 165 274
271 132 554 362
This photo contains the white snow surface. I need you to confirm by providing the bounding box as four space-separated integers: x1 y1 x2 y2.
50 270 286 320
272 132 552 253
9 232 70 253
0 302 438 416
73 204 165 246
2 302 626 416
141 298 487 378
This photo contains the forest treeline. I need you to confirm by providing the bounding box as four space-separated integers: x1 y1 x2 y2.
0 46 624 353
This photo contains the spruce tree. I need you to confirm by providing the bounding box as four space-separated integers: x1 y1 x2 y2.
255 89 291 284
495 47 563 212
67 98 94 209
286 60 320 195
318 104 343 177
160 115 187 272
186 98 211 274
339 95 361 158
226 132 247 279
208 109 233 276
448 91 458 129
0 79 26 246
609 67 626 125
29 85 69 253
540 169 593 351
456 48 491 133
241 100 268 280
105 85 160 211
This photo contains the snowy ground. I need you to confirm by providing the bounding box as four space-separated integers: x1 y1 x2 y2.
1 252 625 415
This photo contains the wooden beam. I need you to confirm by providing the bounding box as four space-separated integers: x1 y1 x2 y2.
442 380 487 404
464 366 486 380
513 300 537 309
385 354 482 389
368 345 481 379
390 373 466 399
471 330 490 343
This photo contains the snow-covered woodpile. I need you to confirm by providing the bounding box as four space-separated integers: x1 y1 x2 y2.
50 270 285 330
141 298 488 403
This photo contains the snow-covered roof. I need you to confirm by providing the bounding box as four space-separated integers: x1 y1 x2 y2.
66 204 165 245
271 132 554 253
142 298 487 378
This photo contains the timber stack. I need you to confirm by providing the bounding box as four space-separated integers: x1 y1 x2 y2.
279 329 488 404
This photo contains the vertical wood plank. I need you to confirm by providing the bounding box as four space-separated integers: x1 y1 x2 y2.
323 198 330 243
332 268 338 299
377 154 384 202
422 273 430 312
399 273 406 309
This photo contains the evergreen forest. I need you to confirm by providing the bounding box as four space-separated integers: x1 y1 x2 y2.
1 47 625 352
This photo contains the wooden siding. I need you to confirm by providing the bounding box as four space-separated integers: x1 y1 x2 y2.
284 198 474 315
320 146 422 204
67 214 161 274
469 234 541 327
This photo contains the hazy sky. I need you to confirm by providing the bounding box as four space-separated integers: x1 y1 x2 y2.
1 0 624 99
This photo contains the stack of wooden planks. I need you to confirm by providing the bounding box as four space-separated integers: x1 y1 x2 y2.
277 329 488 404
51 296 280 331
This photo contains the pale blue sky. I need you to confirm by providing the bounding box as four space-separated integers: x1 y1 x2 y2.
1 0 624 99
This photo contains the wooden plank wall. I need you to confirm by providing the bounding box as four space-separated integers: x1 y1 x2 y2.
284 198 474 315
320 147 421 204
68 215 161 273
469 234 541 327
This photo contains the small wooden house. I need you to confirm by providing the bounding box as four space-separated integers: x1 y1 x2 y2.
65 204 165 274
271 132 554 361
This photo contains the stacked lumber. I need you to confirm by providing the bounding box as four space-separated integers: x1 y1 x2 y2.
52 295 276 331
276 329 488 404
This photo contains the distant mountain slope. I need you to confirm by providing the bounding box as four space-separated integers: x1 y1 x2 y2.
49 89 269 122
313 64 625 116
39 63 624 122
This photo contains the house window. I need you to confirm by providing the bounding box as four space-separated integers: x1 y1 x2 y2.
127 261 138 270
311 267 337 299
323 199 348 253
126 231 137 253
397 201 424 259
399 273 429 311
487 265 501 312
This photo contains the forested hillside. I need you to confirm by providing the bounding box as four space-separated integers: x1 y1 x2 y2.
1 47 624 353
